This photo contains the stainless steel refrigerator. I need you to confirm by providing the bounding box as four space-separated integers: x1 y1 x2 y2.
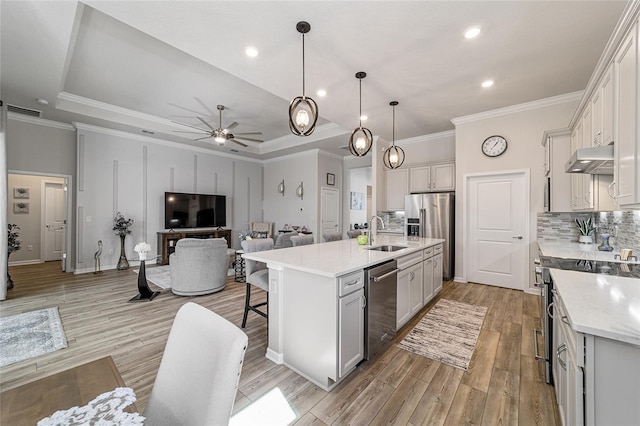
404 193 455 280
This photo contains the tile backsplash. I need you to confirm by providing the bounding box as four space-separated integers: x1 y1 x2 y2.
537 210 640 252
377 211 405 231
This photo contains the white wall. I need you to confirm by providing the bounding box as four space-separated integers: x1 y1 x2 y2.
397 131 455 166
75 125 263 272
263 150 318 234
348 167 371 228
452 94 580 288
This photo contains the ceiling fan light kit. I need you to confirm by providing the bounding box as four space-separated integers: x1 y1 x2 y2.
383 101 405 169
348 71 373 157
289 21 318 137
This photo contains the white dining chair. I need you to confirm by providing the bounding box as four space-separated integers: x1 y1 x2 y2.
240 238 274 328
143 302 248 426
291 234 314 246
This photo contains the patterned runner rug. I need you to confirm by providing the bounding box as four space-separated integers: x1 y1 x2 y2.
0 307 67 367
397 298 487 370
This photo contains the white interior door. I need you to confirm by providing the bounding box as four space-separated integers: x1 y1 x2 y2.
321 187 340 236
43 182 65 262
466 171 528 290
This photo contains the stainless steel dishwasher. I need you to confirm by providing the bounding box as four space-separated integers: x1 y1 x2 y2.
364 259 398 360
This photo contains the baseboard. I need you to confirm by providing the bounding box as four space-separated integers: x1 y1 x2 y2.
453 276 467 283
266 348 284 365
8 259 42 266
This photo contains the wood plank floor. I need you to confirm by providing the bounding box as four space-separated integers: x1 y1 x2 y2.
1 262 560 425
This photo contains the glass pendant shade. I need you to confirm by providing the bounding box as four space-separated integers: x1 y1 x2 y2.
348 71 372 157
383 101 405 169
289 21 318 137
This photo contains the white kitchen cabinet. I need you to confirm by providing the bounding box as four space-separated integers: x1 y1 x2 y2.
614 21 640 208
408 162 455 193
338 288 365 378
542 129 572 212
433 252 443 294
385 169 408 210
422 256 434 305
591 64 614 147
396 251 423 330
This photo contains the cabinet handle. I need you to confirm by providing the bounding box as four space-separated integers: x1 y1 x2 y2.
344 279 360 287
561 315 570 326
534 329 544 361
512 236 523 240
572 196 579 207
410 271 414 280
557 343 567 370
361 295 367 309
547 301 555 320
607 181 616 199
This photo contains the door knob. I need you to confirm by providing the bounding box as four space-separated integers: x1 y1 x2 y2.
512 236 523 239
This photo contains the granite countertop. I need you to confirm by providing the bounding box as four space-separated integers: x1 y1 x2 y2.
549 269 640 346
242 234 444 278
538 241 639 264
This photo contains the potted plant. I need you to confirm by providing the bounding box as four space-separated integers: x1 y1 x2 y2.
113 212 134 270
7 224 21 289
575 217 594 244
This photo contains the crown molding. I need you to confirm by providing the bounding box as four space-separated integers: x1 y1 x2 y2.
73 122 263 164
318 149 346 161
262 148 319 164
395 129 455 146
8 112 75 131
259 123 349 155
451 91 583 126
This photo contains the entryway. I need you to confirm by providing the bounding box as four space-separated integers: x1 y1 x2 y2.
320 187 340 236
465 170 529 290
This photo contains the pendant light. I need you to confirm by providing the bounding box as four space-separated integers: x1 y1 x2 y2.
289 21 318 137
348 72 373 157
383 101 405 169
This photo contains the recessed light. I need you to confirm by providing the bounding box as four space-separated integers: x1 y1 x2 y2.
464 26 481 39
36 98 49 105
360 115 368 121
245 46 259 57
317 89 327 97
481 80 494 88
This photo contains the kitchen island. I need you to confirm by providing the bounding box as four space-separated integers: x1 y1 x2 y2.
243 234 444 391
548 268 640 425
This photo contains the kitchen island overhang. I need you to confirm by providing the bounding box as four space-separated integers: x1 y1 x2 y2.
243 235 445 391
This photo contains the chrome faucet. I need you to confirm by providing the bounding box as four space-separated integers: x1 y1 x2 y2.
368 215 385 246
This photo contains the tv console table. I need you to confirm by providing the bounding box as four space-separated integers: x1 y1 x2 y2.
157 229 232 265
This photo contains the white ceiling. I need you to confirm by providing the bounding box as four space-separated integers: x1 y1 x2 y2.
0 1 628 160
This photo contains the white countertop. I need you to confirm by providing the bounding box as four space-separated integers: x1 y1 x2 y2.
550 269 640 346
538 241 638 263
242 234 444 278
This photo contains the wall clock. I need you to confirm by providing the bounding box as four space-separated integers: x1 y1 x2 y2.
481 135 508 157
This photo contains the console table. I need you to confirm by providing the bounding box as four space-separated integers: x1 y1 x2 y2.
157 229 231 265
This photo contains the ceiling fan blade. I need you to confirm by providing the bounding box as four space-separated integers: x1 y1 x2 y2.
230 139 248 148
174 131 209 134
234 131 263 136
194 97 215 116
225 121 239 130
197 117 216 131
172 120 209 132
194 136 212 141
234 136 263 143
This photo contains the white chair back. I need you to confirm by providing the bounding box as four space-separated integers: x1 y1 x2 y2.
291 234 314 246
323 232 343 242
143 302 248 426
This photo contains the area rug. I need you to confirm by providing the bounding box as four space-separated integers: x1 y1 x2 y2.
0 307 67 367
133 265 235 290
397 299 487 370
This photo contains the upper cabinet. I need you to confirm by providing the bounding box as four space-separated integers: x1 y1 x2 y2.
591 65 615 147
614 21 640 207
408 162 455 193
385 169 408 210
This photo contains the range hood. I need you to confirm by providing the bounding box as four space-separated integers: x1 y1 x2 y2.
565 144 614 175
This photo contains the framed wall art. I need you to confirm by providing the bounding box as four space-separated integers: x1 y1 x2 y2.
13 187 29 199
326 173 335 186
13 202 29 214
350 192 364 210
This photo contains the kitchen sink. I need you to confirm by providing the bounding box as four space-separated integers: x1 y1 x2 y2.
366 245 407 252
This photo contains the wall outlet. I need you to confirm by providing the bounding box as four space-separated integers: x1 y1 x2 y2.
27 245 33 251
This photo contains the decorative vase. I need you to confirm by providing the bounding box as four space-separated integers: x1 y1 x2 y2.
579 235 593 244
139 252 147 261
117 235 129 270
598 234 613 251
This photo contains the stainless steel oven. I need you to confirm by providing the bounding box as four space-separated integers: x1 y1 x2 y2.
534 257 554 384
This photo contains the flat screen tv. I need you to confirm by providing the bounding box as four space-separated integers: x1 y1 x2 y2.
164 192 226 229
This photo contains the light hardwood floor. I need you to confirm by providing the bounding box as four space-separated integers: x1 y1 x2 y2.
1 262 560 425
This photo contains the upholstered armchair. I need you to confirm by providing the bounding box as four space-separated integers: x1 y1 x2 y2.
323 232 343 242
170 238 228 296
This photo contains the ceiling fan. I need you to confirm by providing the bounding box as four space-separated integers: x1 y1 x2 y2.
173 105 263 148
